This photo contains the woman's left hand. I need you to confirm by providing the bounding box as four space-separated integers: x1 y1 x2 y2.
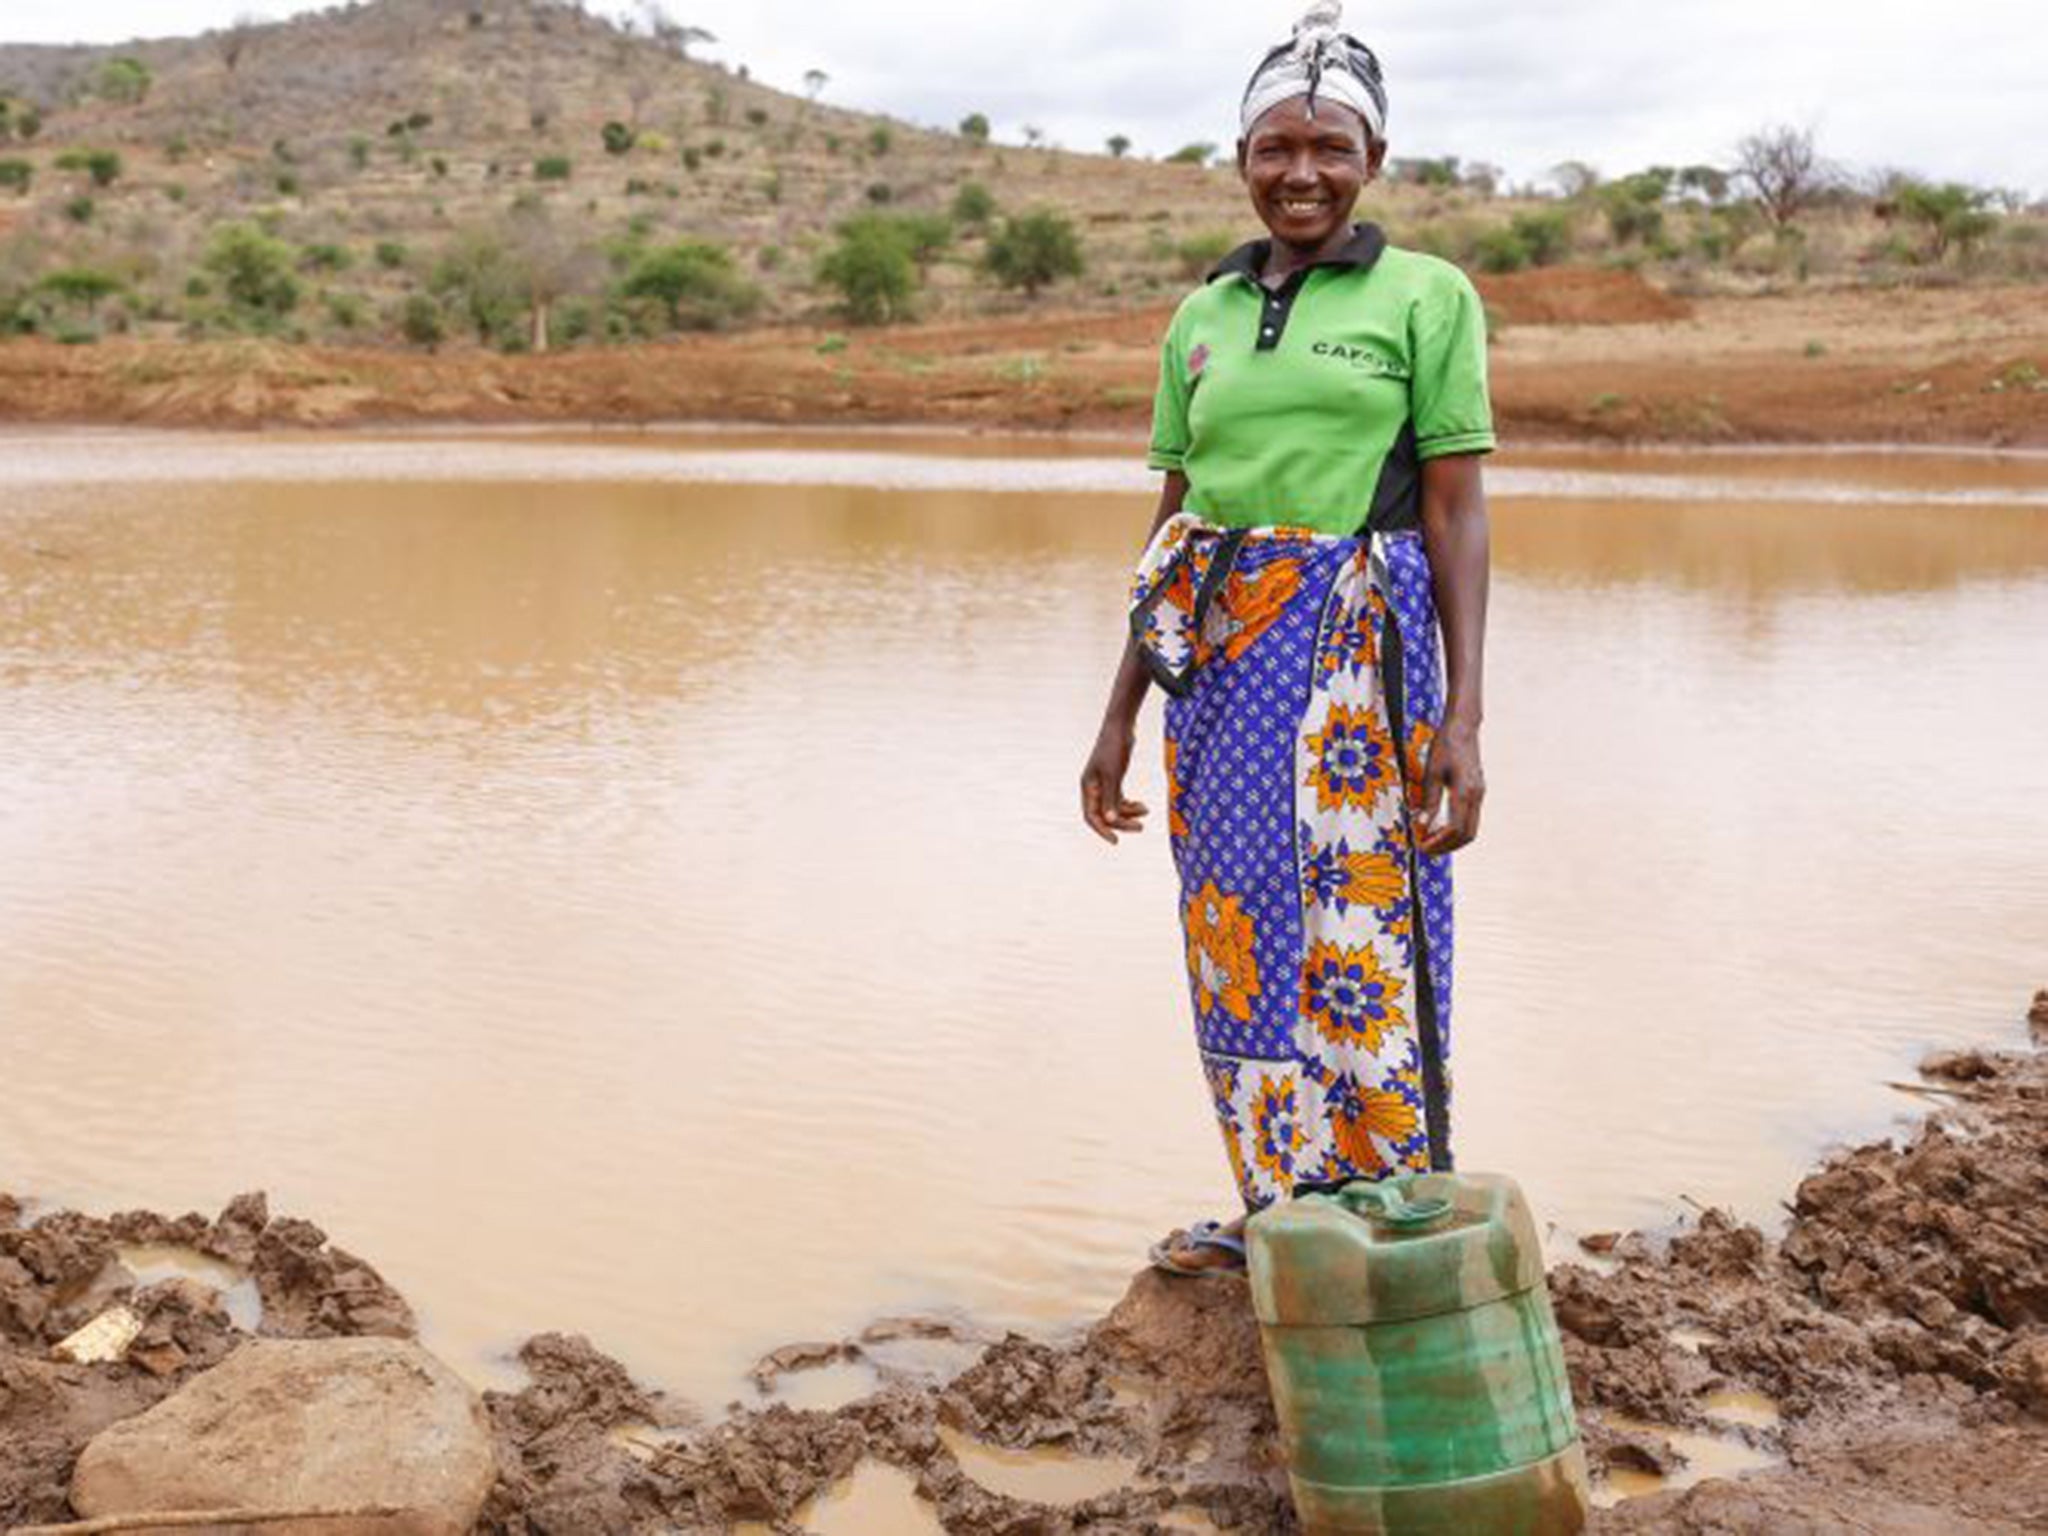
1415 719 1484 855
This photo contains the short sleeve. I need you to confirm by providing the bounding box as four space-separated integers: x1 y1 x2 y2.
1409 267 1496 459
1146 311 1192 473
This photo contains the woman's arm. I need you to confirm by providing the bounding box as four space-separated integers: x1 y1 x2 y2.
1080 471 1188 844
1415 453 1489 855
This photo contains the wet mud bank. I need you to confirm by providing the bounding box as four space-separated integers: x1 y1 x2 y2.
6 991 2048 1533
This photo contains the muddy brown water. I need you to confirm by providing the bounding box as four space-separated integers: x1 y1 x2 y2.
2 429 2045 1419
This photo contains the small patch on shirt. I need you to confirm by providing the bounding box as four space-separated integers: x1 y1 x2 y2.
1188 343 1211 382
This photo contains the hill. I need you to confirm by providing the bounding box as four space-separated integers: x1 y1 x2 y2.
0 0 1336 344
0 0 2040 401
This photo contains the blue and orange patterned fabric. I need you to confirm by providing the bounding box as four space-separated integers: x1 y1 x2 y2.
1130 512 1455 1212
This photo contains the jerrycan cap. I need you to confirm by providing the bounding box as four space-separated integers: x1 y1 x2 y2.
1337 1182 1455 1234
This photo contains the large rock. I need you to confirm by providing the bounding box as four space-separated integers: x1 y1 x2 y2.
71 1337 496 1535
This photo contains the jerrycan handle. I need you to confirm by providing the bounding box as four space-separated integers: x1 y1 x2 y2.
1338 1181 1455 1234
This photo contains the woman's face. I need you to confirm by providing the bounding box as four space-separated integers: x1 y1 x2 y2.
1237 96 1385 252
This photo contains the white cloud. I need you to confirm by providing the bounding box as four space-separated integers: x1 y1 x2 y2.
4 0 2041 192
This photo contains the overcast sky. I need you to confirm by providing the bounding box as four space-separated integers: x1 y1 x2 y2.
4 0 2042 194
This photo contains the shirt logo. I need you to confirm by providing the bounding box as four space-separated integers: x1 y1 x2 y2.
1187 343 1211 383
1311 340 1408 379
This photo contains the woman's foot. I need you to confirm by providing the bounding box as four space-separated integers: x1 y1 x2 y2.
1149 1217 1249 1276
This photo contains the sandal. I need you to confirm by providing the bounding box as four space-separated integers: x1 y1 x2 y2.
1148 1219 1247 1277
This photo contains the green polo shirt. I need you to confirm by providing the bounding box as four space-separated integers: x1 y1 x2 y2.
1147 224 1494 535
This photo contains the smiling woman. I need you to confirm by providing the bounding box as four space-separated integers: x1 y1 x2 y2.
1080 0 1494 1276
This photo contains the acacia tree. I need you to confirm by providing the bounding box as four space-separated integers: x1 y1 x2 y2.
983 210 1083 298
1733 124 1827 228
802 69 828 103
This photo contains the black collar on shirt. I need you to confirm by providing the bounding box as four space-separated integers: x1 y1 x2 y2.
1207 222 1388 285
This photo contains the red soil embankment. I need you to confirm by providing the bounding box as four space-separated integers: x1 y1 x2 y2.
0 271 2043 448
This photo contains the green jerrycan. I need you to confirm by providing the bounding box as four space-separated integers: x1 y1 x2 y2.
1247 1172 1589 1535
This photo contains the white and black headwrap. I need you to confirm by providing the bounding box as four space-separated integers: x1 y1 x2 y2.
1240 1 1388 143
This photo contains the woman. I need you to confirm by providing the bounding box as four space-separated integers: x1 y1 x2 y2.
1080 0 1492 1275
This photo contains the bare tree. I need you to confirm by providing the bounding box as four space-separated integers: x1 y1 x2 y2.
211 12 261 76
509 207 598 353
638 2 714 57
802 68 828 102
1548 160 1600 198
1733 124 1827 228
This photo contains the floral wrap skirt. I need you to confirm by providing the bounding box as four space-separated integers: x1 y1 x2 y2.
1130 513 1455 1212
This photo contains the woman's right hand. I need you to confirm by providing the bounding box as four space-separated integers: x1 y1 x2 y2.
1080 718 1149 844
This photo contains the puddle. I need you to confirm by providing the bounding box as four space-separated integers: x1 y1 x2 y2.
938 1425 1141 1505
734 1459 942 1536
860 1332 985 1387
1702 1388 1783 1430
116 1244 262 1332
765 1357 885 1412
1593 1413 1782 1507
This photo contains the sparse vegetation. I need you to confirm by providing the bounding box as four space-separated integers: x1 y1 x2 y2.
55 150 123 189
0 9 2033 363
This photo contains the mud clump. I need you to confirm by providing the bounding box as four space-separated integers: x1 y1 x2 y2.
9 999 2048 1531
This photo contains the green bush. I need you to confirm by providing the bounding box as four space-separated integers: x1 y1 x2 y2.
746 107 769 128
1894 180 1999 263
0 159 30 193
399 292 445 348
56 149 123 188
618 241 761 330
348 137 370 171
816 219 918 325
95 56 151 105
601 121 636 156
324 291 366 330
958 113 990 145
63 196 95 225
533 156 572 182
301 242 352 273
1165 143 1216 167
865 182 893 205
374 240 409 270
275 172 300 196
1601 173 1668 247
1469 227 1529 273
951 181 996 227
203 223 300 323
1508 209 1573 267
983 210 1084 296
868 125 893 157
